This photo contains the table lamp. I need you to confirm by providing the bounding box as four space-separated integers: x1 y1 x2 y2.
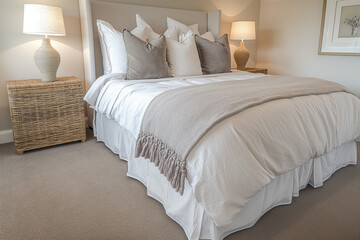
230 21 256 70
23 4 66 82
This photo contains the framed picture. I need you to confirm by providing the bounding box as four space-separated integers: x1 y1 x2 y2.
319 0 360 55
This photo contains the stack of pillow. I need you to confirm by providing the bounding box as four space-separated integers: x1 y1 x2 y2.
97 14 231 80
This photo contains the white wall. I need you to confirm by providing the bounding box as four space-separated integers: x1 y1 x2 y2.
257 0 360 96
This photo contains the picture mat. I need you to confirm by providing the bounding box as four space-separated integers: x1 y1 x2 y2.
319 0 360 54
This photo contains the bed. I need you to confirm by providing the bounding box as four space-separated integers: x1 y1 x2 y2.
79 1 360 239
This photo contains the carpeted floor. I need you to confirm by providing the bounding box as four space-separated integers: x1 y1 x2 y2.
0 132 359 240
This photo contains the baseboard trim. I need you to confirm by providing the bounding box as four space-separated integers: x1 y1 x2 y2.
0 129 13 144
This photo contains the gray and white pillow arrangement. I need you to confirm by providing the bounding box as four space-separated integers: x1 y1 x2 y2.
97 15 231 80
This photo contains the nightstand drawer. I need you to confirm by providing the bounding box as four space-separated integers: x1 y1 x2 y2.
7 77 86 154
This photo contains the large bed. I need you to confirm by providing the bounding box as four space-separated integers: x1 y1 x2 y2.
79 1 360 239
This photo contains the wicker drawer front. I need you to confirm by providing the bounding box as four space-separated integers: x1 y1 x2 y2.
7 77 86 154
245 68 268 74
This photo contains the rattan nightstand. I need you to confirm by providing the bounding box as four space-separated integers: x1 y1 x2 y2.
7 77 86 154
232 67 268 74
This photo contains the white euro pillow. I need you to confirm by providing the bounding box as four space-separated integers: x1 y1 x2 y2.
200 31 215 42
178 31 215 42
135 14 152 29
167 17 200 36
97 20 127 74
97 19 158 75
164 28 202 77
135 14 160 41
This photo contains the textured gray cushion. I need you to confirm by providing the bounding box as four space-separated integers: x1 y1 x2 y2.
194 34 231 74
123 29 171 80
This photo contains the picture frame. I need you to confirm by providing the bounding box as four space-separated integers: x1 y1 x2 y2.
319 0 360 55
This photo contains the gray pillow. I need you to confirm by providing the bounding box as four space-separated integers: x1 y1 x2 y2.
123 29 171 80
194 34 231 74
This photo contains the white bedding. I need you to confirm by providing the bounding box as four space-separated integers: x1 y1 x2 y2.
85 71 262 138
94 112 357 240
84 71 360 231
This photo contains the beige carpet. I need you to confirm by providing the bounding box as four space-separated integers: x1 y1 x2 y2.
0 133 359 240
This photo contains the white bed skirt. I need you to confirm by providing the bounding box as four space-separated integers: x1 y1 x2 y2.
94 112 357 240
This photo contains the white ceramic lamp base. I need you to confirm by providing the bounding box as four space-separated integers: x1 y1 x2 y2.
234 41 249 70
34 38 60 82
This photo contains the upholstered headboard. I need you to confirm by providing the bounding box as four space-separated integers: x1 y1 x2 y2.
78 0 221 124
79 0 221 87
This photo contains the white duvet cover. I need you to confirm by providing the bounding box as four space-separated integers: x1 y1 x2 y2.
84 71 360 229
85 71 261 139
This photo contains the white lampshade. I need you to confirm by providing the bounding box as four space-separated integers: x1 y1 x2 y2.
23 4 66 36
230 21 256 40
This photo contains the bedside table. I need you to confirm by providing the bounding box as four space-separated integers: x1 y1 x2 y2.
232 67 268 74
7 76 86 154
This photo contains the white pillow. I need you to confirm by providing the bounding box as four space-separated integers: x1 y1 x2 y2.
164 28 202 77
136 14 152 29
167 17 200 35
132 25 160 42
97 19 158 75
135 14 160 41
179 31 215 42
200 31 215 42
97 20 126 74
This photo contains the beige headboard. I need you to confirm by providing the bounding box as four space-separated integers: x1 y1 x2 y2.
79 0 221 124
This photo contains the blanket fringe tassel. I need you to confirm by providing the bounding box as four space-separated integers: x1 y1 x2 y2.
135 131 186 195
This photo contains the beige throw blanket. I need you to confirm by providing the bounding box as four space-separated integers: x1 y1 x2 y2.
135 75 350 194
